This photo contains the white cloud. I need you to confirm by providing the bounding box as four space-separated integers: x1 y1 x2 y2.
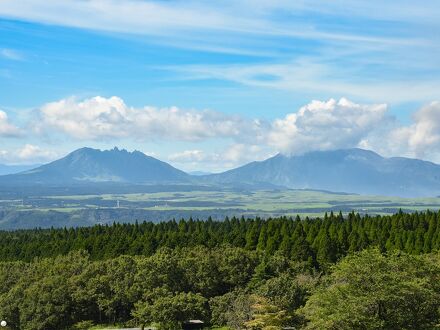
223 143 269 163
0 110 21 137
16 144 56 161
168 144 274 172
8 95 440 167
268 98 389 154
174 61 440 104
36 96 261 142
0 0 262 39
169 150 208 163
379 101 440 159
1 1 438 104
0 144 57 164
34 95 440 164
165 96 440 170
0 0 412 43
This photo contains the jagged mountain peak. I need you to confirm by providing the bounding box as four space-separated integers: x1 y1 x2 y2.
0 147 189 184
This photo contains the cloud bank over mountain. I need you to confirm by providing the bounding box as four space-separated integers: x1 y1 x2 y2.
2 96 440 169
268 98 389 154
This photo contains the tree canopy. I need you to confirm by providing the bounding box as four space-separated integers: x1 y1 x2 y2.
0 211 439 329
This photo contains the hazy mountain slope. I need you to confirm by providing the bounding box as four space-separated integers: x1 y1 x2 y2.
1 147 439 197
0 147 189 185
204 148 440 197
0 164 40 175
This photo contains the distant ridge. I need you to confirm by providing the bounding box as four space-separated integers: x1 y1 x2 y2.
1 147 439 197
202 148 440 197
0 147 189 185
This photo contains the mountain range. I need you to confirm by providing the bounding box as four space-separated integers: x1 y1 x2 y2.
1 147 439 197
205 148 440 197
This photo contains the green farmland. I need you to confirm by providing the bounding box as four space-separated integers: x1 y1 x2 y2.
34 189 440 214
7 188 440 215
2 188 440 229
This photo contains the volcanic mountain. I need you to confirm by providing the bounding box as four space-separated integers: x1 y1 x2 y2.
203 148 440 197
1 147 440 197
0 147 189 185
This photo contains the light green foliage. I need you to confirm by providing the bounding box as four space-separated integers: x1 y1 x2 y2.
244 295 289 330
300 248 440 329
72 320 95 329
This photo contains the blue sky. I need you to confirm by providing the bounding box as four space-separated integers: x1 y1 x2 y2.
0 1 440 171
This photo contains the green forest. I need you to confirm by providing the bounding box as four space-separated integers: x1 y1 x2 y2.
1 211 440 329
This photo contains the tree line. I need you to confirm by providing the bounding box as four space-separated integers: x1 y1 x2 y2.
1 210 440 264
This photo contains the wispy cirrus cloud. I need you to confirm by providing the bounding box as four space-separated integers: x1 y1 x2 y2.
166 57 440 104
0 48 24 61
0 0 434 63
0 0 421 43
1 1 439 105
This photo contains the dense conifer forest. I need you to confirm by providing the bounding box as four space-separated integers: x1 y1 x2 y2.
1 210 440 262
0 211 440 329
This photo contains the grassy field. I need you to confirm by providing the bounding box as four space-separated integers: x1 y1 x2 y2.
7 188 440 218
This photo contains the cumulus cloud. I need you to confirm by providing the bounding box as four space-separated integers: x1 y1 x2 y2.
37 95 395 156
37 96 262 142
169 150 208 163
16 144 56 161
0 144 57 164
19 95 440 167
168 144 274 171
381 101 440 159
0 110 20 137
269 98 389 154
222 143 270 163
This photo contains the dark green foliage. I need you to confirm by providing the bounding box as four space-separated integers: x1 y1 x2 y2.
1 211 440 265
0 211 440 329
209 290 253 329
133 291 208 330
0 246 261 329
